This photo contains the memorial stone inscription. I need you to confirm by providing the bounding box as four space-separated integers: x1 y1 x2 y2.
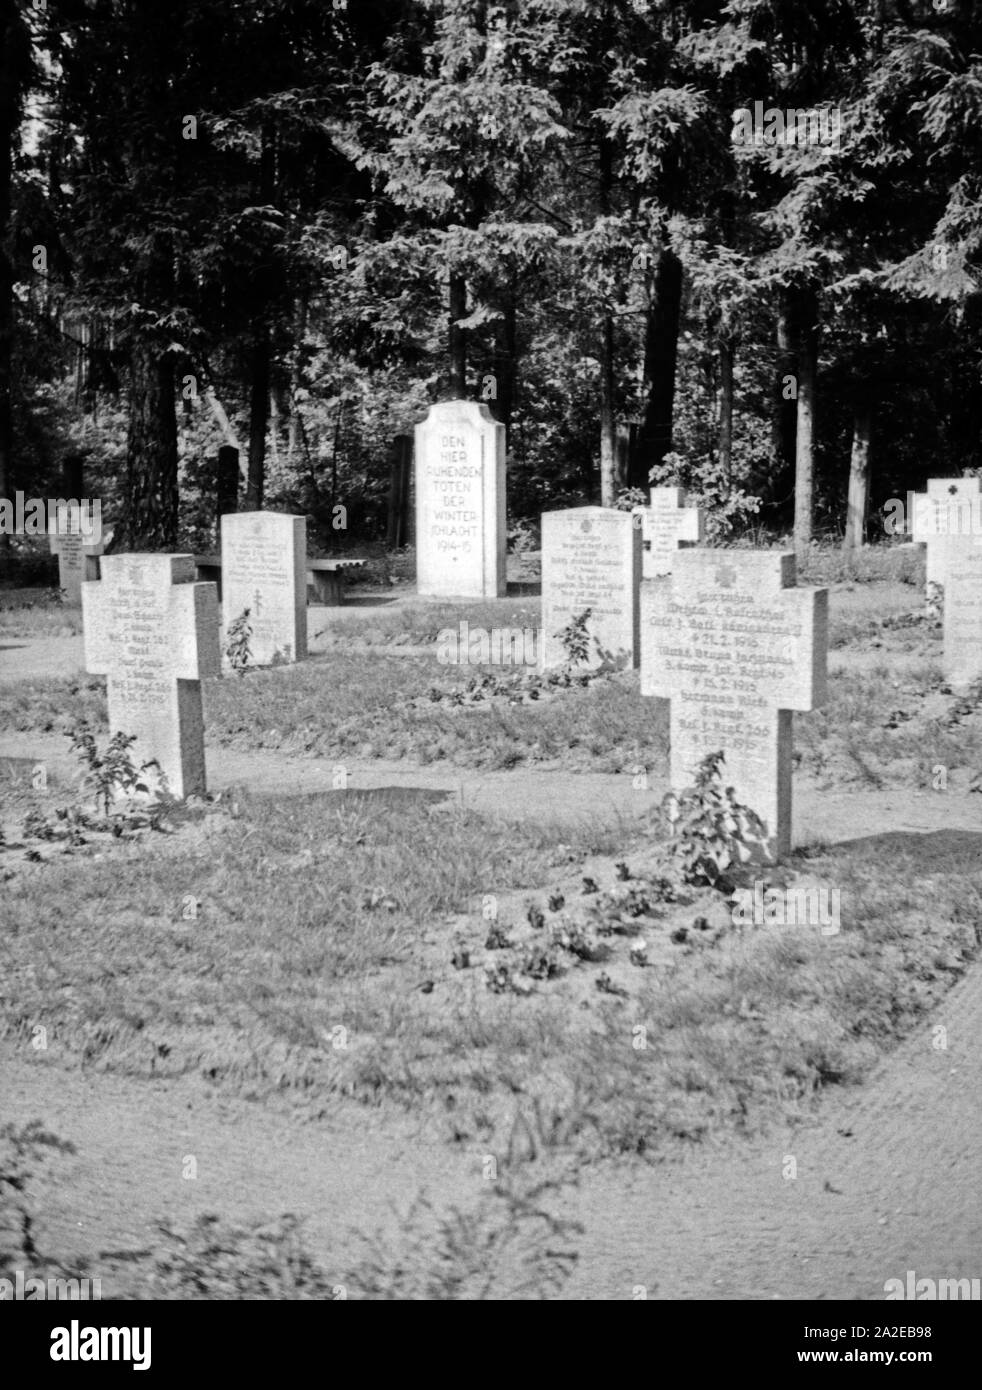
81 554 220 799
221 511 307 665
540 507 641 671
942 536 982 691
415 401 506 598
48 504 104 603
641 550 827 860
640 487 705 580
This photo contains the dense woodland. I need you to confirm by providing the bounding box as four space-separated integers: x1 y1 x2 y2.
1 0 980 562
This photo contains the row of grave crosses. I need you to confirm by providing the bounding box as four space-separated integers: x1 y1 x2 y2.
73 459 980 863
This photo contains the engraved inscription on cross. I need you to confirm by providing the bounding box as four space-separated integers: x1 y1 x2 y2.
48 504 105 604
637 487 705 581
641 550 828 861
82 554 220 799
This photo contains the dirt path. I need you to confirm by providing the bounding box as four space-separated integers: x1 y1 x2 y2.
2 729 979 846
4 944 980 1300
561 948 982 1299
1 1048 484 1293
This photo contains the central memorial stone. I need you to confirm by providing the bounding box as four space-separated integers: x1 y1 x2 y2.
540 507 641 670
81 554 220 799
221 511 307 665
641 550 827 860
414 400 506 597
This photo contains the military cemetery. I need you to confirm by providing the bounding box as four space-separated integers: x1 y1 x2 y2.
1 0 981 1339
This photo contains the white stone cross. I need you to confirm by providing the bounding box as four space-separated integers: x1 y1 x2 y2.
637 487 705 581
81 554 220 799
48 504 106 604
641 550 828 861
909 477 982 589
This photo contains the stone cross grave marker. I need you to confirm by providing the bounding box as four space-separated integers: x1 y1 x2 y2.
641 550 828 860
942 535 982 692
540 507 641 671
638 487 705 580
221 511 307 665
81 554 220 799
48 504 105 604
414 400 506 598
909 477 982 590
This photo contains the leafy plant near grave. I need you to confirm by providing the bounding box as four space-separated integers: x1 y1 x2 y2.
70 727 166 817
225 608 253 674
555 608 594 668
658 750 768 887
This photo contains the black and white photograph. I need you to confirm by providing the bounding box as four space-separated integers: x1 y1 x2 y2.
0 0 979 1346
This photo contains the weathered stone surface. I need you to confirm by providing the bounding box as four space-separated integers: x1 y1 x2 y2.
540 507 641 671
638 487 705 580
910 478 982 589
221 511 307 665
942 535 982 692
82 554 220 799
414 401 506 598
641 550 827 860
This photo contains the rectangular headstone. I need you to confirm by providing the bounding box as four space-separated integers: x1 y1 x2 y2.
639 487 705 580
540 507 641 671
909 478 982 589
414 401 506 597
220 511 307 665
942 536 982 692
48 504 105 604
81 554 220 799
641 550 827 861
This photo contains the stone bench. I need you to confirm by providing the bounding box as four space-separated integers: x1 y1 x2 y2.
191 555 367 606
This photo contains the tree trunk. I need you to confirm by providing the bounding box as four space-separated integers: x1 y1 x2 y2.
386 434 412 548
773 294 797 482
793 290 819 560
0 0 30 561
492 292 517 442
244 122 276 510
718 336 735 488
638 245 683 480
842 405 872 553
117 336 179 550
244 323 270 510
599 312 617 506
216 445 239 543
449 272 467 398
